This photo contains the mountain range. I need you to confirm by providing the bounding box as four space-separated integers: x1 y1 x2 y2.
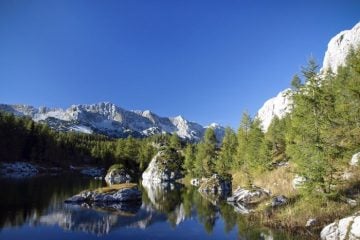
0 102 225 141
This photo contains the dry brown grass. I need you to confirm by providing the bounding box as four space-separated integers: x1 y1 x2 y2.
263 195 353 232
231 163 296 196
94 183 137 194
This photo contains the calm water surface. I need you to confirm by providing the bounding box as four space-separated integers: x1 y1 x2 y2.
0 174 299 239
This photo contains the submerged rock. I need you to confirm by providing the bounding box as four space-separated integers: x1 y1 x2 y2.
65 184 141 204
227 186 270 204
142 150 183 183
105 166 132 185
321 213 360 240
0 162 39 178
198 174 231 196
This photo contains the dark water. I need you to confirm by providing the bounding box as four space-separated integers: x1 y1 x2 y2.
0 174 298 240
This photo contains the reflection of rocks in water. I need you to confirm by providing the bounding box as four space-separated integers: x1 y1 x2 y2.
80 200 142 215
227 201 250 214
141 178 183 212
37 206 118 236
141 179 188 226
198 190 224 206
36 204 167 235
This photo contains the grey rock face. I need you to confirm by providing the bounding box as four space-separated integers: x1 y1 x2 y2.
142 151 183 183
321 213 360 240
105 168 132 185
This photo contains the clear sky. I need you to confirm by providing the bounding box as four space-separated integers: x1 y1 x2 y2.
0 1 359 128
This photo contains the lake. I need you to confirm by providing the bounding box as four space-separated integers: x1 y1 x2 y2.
0 174 299 240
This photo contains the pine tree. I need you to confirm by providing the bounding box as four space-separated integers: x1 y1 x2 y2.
169 133 181 150
216 127 237 175
183 144 196 176
195 128 217 177
235 112 252 168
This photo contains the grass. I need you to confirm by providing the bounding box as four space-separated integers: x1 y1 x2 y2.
230 163 360 235
231 163 296 196
93 183 137 194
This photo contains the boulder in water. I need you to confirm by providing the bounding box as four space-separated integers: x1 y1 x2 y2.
142 150 183 183
65 183 141 204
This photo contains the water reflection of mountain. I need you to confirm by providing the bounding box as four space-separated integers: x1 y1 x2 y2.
33 181 189 236
34 204 168 236
0 175 297 239
0 174 103 229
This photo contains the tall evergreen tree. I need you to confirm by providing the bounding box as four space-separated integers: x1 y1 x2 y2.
216 127 237 175
183 144 196 176
194 128 217 177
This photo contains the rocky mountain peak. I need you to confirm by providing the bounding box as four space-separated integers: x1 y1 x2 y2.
257 22 360 131
322 22 360 73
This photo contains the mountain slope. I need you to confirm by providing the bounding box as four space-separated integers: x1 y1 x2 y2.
257 21 360 131
0 102 224 141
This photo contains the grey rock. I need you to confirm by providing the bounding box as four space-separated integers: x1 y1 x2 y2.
271 195 288 207
65 186 141 204
321 213 360 240
142 151 183 183
350 152 360 166
306 218 317 227
105 168 131 185
227 186 270 204
292 175 307 189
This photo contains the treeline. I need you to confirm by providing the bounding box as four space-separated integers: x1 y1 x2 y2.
0 113 165 171
183 47 360 197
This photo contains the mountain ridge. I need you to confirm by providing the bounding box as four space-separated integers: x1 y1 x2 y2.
0 102 225 141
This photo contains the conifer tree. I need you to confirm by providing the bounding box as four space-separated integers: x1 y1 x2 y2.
216 127 237 175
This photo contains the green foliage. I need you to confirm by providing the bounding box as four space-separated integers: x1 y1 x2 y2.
107 163 125 173
265 115 288 164
216 127 237 175
0 112 156 172
286 49 360 196
169 133 182 150
183 144 196 176
194 128 218 177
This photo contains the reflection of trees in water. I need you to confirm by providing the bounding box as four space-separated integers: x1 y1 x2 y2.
0 174 103 228
0 176 300 239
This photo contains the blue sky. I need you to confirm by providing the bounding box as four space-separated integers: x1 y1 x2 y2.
0 1 359 128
